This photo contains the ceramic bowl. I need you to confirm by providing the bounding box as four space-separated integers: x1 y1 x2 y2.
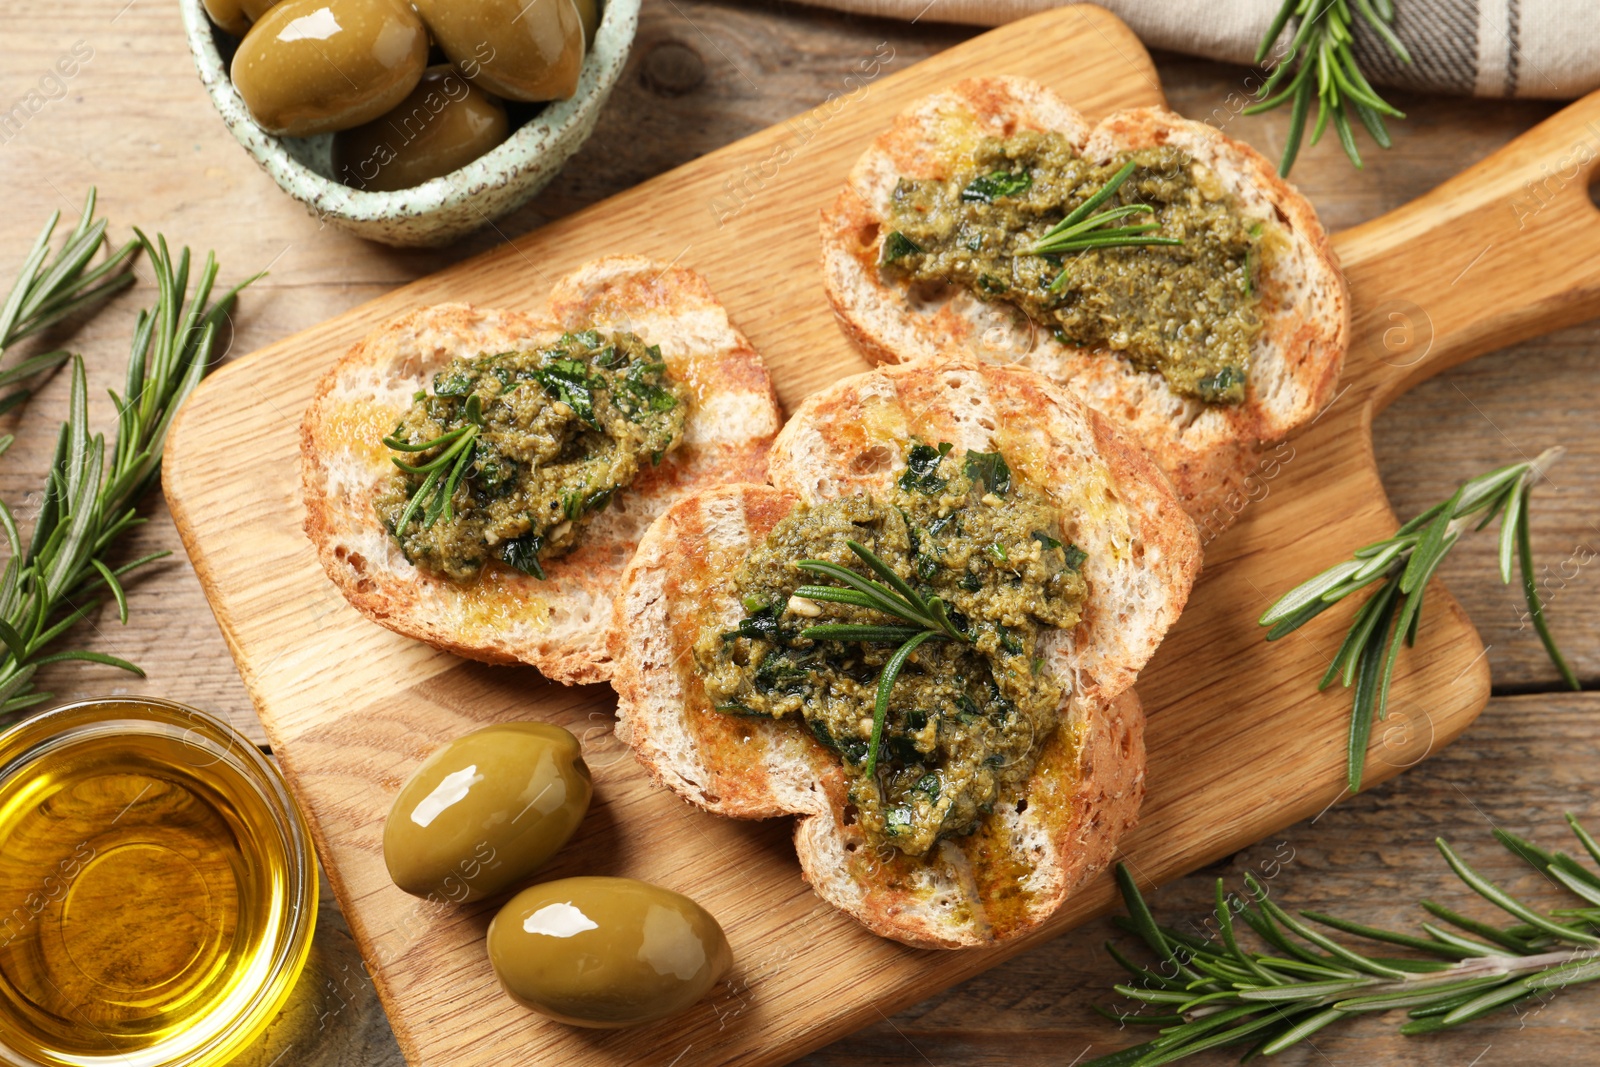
178 0 639 247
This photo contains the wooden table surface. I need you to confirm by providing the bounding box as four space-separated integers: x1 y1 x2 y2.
0 2 1594 1064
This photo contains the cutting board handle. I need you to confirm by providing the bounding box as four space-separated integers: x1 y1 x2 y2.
1334 88 1600 410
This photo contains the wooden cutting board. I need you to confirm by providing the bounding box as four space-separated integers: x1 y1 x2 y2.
163 6 1600 1065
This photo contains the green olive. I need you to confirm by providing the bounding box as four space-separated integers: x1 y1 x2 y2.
572 0 601 47
384 723 591 903
488 877 732 1028
239 0 283 20
412 0 585 103
232 0 429 138
333 66 510 192
202 0 252 37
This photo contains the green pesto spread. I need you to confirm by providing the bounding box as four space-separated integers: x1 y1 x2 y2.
697 444 1088 857
377 330 686 582
882 132 1263 403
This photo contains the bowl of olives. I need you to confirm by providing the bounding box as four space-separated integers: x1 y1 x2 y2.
179 0 638 246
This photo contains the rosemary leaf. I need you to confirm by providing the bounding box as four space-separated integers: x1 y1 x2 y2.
1548 866 1600 908
1523 953 1600 989
866 629 937 775
1344 590 1392 792
1104 938 1188 990
1436 980 1542 1026
1218 881 1283 984
845 538 925 616
1419 900 1534 954
1438 840 1600 946
1516 478 1580 689
1258 558 1364 627
1116 864 1196 982
790 585 882 610
1256 1007 1345 1055
1321 577 1396 689
801 623 924 644
1253 892 1411 979
1497 473 1524 582
795 558 927 624
1570 815 1600 869
1304 910 1478 959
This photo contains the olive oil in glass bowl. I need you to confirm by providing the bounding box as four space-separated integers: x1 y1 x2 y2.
0 698 317 1067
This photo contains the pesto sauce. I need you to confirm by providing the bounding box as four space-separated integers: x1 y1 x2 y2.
882 132 1263 403
696 445 1088 857
377 330 686 581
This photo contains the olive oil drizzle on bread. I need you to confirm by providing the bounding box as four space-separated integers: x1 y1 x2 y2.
300 256 781 684
820 77 1349 531
609 359 1201 947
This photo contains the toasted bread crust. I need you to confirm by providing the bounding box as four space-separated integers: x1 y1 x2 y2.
821 77 1349 530
609 361 1199 946
301 256 780 684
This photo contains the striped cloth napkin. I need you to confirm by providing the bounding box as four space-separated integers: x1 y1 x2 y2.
797 0 1597 98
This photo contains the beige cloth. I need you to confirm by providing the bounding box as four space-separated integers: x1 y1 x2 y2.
795 0 1598 98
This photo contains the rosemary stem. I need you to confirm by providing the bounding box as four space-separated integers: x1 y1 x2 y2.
1174 944 1600 1024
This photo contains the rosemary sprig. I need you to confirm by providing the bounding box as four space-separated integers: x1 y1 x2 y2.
0 221 254 719
1249 0 1412 175
1024 160 1183 258
0 189 139 415
795 539 969 774
1259 449 1576 792
1086 814 1600 1065
384 424 479 532
384 388 488 533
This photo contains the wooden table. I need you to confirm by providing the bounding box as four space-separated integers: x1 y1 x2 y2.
0 2 1594 1064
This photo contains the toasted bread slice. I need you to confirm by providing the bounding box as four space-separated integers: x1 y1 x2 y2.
301 256 780 684
608 359 1201 946
821 76 1349 531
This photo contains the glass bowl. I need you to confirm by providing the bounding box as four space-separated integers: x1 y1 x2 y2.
0 697 318 1067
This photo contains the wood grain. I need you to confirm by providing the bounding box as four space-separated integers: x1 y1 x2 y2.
228 692 1600 1067
802 692 1600 1067
154 4 1600 1065
0 2 1594 1066
0 1 1588 745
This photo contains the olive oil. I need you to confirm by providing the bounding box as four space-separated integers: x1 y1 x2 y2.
0 699 316 1067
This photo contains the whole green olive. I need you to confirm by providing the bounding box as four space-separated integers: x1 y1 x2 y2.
333 66 510 192
239 0 283 20
202 0 252 37
231 0 429 138
384 722 591 903
411 0 584 103
572 0 601 46
488 877 732 1028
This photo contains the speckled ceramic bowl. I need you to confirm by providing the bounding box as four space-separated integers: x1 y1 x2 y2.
179 0 638 247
